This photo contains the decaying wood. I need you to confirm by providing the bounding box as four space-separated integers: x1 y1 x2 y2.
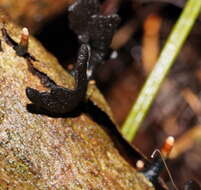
0 18 154 189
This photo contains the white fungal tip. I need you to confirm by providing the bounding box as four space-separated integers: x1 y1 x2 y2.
136 160 144 169
166 136 175 146
22 27 29 36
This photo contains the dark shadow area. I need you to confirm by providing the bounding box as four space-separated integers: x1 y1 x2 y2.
35 12 79 67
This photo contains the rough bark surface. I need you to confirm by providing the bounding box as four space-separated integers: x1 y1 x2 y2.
0 19 154 189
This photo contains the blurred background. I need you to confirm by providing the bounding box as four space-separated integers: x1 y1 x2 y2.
1 0 200 188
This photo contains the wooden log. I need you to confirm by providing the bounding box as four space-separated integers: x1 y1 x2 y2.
0 18 154 189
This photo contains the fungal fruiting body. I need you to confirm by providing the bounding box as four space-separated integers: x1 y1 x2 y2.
15 27 29 56
1 27 90 114
26 44 89 114
68 0 120 79
1 0 120 114
140 136 175 184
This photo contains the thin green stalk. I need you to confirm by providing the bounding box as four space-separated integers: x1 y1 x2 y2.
121 0 201 142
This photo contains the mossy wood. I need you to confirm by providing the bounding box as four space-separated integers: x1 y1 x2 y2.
0 19 154 189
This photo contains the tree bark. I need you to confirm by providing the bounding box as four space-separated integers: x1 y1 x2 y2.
0 18 154 189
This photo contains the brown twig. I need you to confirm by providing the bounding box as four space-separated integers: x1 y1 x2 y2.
170 125 201 158
142 13 161 74
111 20 136 50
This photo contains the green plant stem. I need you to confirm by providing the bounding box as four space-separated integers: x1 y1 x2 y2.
121 0 201 142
